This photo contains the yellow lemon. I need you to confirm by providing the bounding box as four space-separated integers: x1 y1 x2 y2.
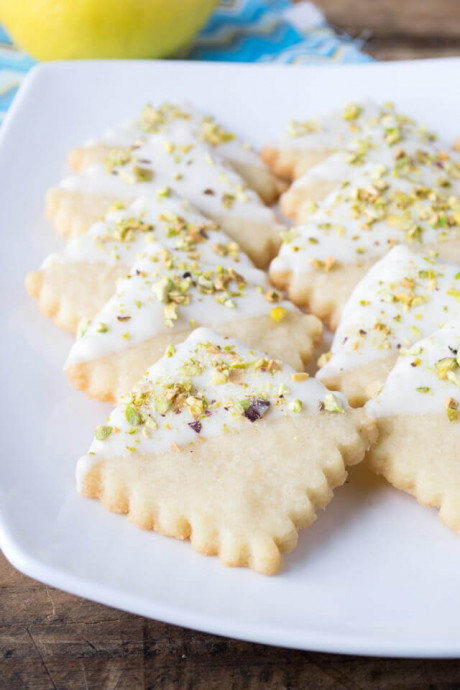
0 0 218 60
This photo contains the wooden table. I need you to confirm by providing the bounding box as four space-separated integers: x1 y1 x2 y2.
3 2 460 688
314 0 460 60
4 551 460 690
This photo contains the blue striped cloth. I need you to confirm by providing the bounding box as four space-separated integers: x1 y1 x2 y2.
189 0 371 64
0 0 371 122
0 26 35 120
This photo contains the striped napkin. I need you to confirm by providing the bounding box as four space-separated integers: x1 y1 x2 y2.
0 0 371 122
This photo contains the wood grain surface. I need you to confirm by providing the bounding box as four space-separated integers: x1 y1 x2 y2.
3 1 460 688
3 552 460 690
314 0 460 60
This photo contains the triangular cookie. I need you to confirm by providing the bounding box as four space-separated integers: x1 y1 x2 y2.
26 195 250 333
270 161 460 329
280 111 456 220
65 238 322 402
261 100 384 180
77 327 376 574
366 318 460 533
68 102 286 205
46 127 284 269
317 245 460 405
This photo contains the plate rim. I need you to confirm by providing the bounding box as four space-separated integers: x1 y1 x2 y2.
3 520 460 659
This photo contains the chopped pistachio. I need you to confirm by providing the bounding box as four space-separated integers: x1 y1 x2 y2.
77 318 90 339
286 119 320 137
302 201 319 215
280 228 299 244
125 405 143 426
322 393 345 413
163 140 175 153
105 149 132 173
165 344 176 358
446 397 459 421
139 103 188 132
343 103 362 120
155 398 171 415
201 119 235 145
435 357 459 381
179 360 203 377
132 165 153 182
289 399 303 413
212 370 229 385
222 192 236 209
164 302 179 326
108 201 125 212
278 383 290 397
185 395 206 417
95 425 113 441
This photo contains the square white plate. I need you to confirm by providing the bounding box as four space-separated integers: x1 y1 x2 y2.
2 58 460 658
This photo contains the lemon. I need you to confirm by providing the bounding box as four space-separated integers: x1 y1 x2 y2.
0 0 218 61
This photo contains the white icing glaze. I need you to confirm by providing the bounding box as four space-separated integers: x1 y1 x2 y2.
273 100 382 151
42 195 252 270
65 237 295 365
317 245 460 379
288 108 451 190
84 101 264 172
367 317 460 417
271 158 460 277
76 326 348 489
62 127 277 225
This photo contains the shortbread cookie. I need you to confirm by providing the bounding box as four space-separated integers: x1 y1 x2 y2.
270 161 460 329
65 242 322 402
68 102 286 205
261 101 385 180
366 319 460 533
27 195 251 333
280 115 455 220
47 129 284 269
317 245 460 406
76 327 377 574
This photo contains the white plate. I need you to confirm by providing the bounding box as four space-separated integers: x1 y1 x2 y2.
2 58 460 658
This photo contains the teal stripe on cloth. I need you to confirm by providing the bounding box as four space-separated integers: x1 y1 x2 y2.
189 0 371 64
0 26 36 120
0 0 371 122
